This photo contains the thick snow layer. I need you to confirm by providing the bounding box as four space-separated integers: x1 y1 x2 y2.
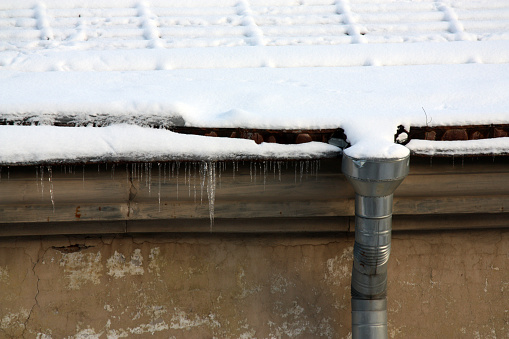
2 63 509 161
2 42 509 72
407 138 509 156
0 125 341 165
3 64 507 129
1 0 509 163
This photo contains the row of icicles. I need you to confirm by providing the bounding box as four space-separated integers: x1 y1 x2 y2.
0 160 322 230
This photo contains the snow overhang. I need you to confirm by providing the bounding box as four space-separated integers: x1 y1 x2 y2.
2 1 509 165
398 124 509 157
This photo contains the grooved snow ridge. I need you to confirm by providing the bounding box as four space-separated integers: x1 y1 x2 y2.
1 0 509 71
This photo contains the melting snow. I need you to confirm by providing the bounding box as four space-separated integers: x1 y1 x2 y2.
407 137 509 156
0 125 340 165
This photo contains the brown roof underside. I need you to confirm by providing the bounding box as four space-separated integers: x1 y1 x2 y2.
2 119 509 147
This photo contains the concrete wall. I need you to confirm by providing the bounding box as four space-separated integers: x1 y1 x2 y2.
0 229 507 338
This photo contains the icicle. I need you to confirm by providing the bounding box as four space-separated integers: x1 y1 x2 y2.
126 164 129 184
189 163 193 196
158 163 161 212
218 161 222 189
254 161 257 184
47 166 55 213
162 162 166 184
193 162 197 203
7 166 9 181
278 161 282 182
300 161 304 182
149 163 153 195
184 162 187 188
249 162 253 182
232 161 236 181
40 166 45 198
263 161 267 190
294 162 297 184
176 161 180 200
206 161 216 231
188 163 192 198
82 165 85 189
143 163 147 188
111 164 115 180
199 162 206 205
35 166 39 190
139 163 143 184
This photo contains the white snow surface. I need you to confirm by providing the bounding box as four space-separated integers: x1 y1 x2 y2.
407 138 509 156
0 125 340 165
1 0 509 163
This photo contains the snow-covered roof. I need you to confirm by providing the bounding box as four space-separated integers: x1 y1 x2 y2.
1 0 509 164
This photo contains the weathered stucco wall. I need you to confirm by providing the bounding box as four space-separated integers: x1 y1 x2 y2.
0 229 507 338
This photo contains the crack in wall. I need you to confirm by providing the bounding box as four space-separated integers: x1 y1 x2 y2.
21 242 49 339
52 244 93 254
1 230 507 338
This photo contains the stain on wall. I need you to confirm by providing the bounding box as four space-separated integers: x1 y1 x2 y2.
0 229 507 338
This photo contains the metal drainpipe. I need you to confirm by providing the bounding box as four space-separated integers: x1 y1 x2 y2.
342 153 410 339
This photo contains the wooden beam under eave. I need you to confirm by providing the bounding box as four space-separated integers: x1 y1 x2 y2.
0 158 509 235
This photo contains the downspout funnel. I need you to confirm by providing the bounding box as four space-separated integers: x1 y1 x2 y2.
342 153 410 339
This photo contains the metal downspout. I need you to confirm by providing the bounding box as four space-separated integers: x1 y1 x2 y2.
342 154 410 339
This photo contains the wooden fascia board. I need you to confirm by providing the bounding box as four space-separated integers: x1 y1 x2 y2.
0 157 509 235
